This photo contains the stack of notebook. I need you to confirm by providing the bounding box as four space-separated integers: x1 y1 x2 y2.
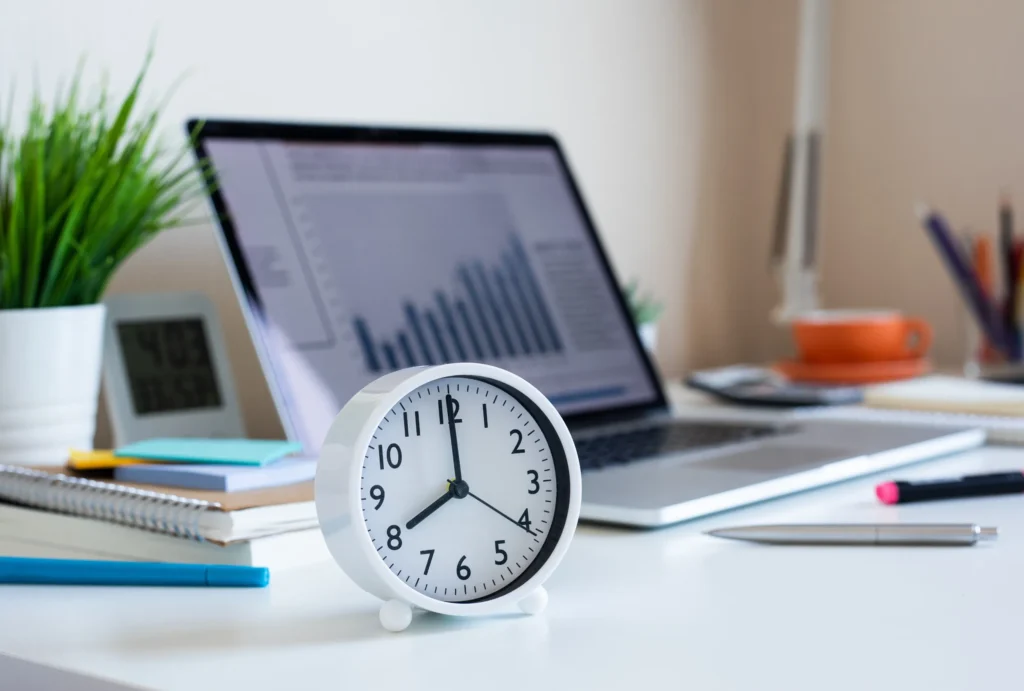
0 439 329 569
807 375 1024 445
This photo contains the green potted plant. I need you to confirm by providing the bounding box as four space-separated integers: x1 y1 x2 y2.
0 51 205 465
623 279 662 353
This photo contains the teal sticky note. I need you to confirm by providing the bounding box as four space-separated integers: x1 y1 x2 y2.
114 438 303 466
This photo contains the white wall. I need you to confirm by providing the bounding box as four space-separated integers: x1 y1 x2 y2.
1 0 727 439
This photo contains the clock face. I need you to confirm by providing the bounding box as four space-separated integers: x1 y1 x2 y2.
360 375 568 603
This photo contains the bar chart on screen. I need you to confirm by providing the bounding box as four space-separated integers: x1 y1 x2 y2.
350 233 564 373
201 138 661 448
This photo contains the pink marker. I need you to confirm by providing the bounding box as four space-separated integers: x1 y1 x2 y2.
875 471 1024 505
875 482 901 505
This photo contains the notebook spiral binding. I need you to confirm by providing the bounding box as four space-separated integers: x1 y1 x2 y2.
0 465 214 541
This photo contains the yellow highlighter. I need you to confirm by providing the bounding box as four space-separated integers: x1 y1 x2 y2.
68 449 150 470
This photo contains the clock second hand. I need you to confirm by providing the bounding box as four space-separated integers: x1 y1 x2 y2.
467 491 537 536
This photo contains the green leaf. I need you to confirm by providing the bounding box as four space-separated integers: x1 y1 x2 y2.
1 45 206 309
623 279 662 325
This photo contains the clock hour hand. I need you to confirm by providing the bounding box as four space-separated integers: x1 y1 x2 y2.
445 394 463 482
405 488 454 530
467 491 537 536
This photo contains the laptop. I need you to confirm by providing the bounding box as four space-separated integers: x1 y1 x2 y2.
189 120 983 528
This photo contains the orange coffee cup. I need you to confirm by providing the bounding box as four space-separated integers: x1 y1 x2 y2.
792 309 933 364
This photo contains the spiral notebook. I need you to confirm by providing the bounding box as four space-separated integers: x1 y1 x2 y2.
0 465 316 544
0 502 328 569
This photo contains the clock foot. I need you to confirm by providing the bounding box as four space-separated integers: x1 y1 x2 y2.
518 586 548 615
379 599 413 632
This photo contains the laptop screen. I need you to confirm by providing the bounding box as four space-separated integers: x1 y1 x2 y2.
196 126 662 448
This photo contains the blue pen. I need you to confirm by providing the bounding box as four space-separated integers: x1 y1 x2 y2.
0 556 269 588
918 205 1016 358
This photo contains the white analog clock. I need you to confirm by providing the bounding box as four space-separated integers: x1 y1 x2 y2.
316 363 581 632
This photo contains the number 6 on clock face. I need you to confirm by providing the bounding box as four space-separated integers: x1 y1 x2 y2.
315 363 582 630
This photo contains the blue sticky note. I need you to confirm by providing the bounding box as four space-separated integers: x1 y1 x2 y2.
114 438 302 466
115 456 317 492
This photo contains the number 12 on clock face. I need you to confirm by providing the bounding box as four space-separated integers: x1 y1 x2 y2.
360 376 562 603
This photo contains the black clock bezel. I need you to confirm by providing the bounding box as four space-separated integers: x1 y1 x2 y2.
463 375 572 604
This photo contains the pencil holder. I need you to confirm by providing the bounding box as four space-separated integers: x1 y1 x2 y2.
964 318 1024 384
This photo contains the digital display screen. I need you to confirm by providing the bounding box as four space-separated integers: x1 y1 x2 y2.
117 319 223 415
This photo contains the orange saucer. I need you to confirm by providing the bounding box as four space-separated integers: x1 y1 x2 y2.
772 358 931 385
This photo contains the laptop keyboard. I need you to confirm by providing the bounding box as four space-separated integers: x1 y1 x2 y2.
573 420 782 470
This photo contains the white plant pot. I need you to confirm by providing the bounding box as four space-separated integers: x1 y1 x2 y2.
638 322 657 353
0 304 106 466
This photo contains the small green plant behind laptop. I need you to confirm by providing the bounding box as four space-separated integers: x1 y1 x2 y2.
622 279 662 326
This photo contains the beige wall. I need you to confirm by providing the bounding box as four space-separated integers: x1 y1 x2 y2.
817 0 1024 368
740 0 1024 368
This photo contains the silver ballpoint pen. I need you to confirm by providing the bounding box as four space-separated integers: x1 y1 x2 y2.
705 523 998 546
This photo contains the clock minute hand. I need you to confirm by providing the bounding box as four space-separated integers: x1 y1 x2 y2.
467 491 537 536
445 394 463 482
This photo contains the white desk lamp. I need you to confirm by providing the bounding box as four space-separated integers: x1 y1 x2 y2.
770 0 831 323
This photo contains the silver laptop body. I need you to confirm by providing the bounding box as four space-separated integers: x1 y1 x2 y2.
571 411 982 527
192 120 985 529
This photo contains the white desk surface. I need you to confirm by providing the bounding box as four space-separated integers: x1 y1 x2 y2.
3 387 1024 691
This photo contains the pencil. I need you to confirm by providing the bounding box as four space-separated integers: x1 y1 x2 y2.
1001 195 1017 350
1017 242 1024 345
975 235 994 297
917 205 1010 356
974 235 997 363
